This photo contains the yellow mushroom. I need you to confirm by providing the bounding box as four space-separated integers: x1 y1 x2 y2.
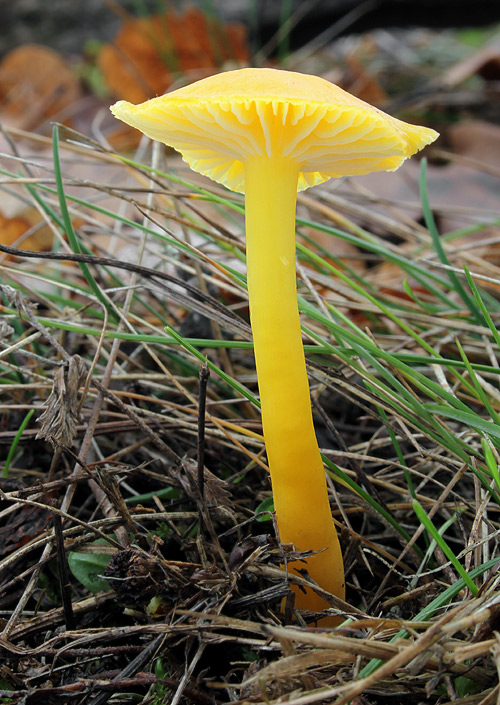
111 68 438 618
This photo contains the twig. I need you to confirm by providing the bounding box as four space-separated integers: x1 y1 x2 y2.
87 633 167 705
197 362 210 502
53 513 75 631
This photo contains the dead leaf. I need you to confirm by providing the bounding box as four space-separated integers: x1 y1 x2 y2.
98 8 249 103
0 503 52 558
0 207 54 256
0 44 82 130
343 53 387 106
0 211 30 248
447 119 500 169
37 356 87 448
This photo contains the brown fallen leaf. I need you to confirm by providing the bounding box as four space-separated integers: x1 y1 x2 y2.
0 207 54 256
0 44 82 130
0 211 31 248
99 7 249 104
0 502 52 558
447 119 500 170
342 53 387 107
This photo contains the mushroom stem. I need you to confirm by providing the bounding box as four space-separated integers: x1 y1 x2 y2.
245 155 345 613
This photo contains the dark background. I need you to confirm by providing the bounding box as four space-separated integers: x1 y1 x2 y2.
1 0 500 58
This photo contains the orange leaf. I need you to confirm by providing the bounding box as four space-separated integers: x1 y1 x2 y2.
0 207 54 258
99 8 249 103
343 54 387 106
0 44 82 130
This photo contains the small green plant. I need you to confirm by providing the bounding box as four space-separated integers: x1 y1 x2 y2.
68 540 112 594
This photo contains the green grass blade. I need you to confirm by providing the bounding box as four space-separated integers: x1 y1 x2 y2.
425 403 500 442
165 326 260 407
3 409 34 478
482 438 500 495
462 265 500 348
454 337 500 425
323 456 418 551
412 499 478 595
419 159 481 321
52 126 118 320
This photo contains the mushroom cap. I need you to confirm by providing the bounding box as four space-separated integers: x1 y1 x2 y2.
111 67 438 193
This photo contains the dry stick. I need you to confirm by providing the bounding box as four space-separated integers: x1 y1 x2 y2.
170 641 207 705
194 361 230 567
197 362 210 502
469 461 494 580
4 671 215 705
87 632 167 705
53 513 75 631
0 676 170 702
176 363 230 572
0 242 246 337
